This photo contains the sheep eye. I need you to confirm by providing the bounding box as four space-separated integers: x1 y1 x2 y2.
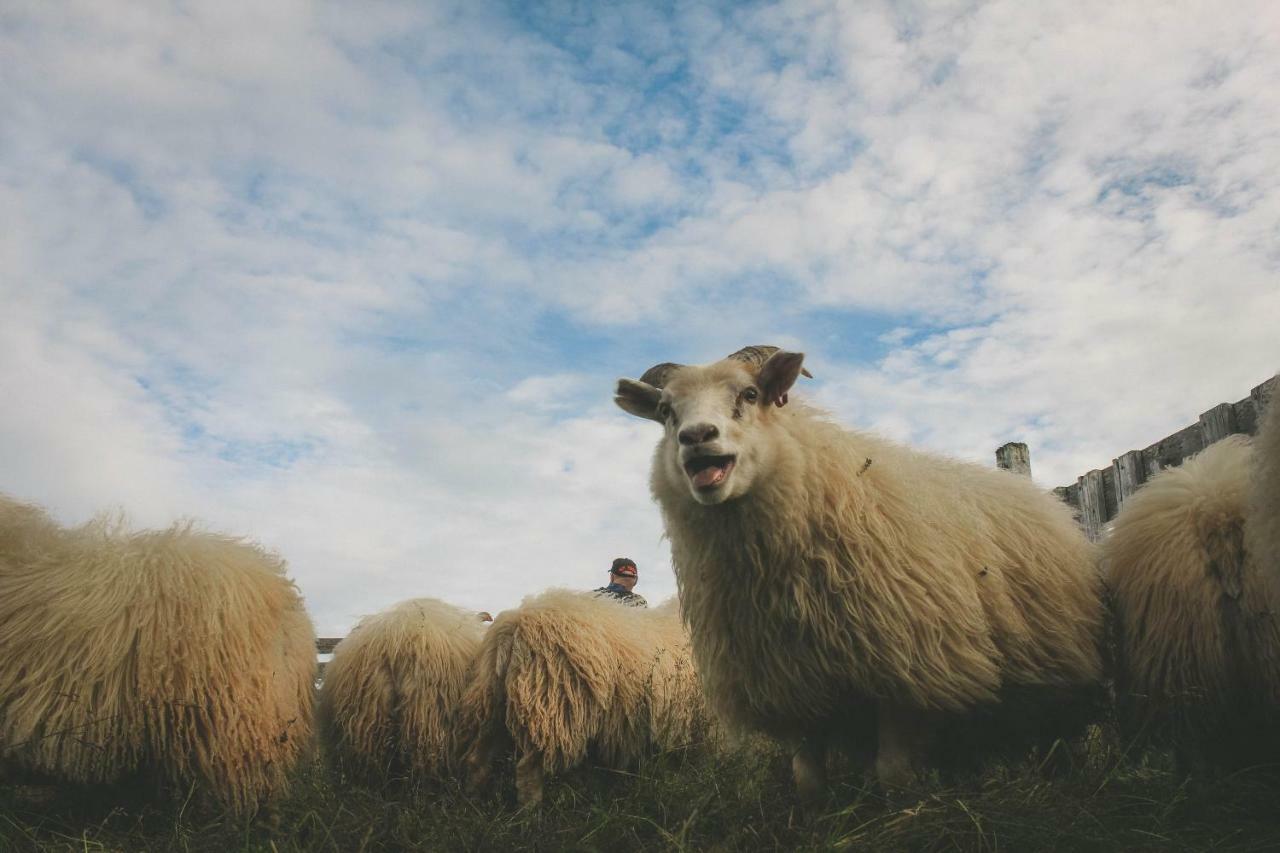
742 387 759 403
656 402 672 421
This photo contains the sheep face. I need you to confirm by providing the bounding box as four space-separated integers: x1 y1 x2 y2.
615 350 806 506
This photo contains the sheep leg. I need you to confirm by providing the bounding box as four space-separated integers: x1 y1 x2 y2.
515 748 545 807
464 721 511 796
791 736 828 801
874 700 932 791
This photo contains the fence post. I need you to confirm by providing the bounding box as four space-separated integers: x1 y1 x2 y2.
995 442 1031 477
1198 403 1236 445
1077 469 1106 542
1112 450 1145 508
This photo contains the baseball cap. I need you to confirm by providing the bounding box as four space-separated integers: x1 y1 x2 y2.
610 557 638 578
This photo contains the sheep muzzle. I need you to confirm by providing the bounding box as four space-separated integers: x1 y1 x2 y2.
684 454 736 490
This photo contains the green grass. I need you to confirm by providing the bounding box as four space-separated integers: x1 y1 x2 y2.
3 742 1279 853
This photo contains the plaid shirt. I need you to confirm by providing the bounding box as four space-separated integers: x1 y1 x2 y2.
593 583 648 608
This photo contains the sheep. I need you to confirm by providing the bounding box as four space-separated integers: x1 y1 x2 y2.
1105 424 1280 770
318 597 488 784
1248 381 1280 594
0 494 316 814
457 589 708 806
614 346 1106 795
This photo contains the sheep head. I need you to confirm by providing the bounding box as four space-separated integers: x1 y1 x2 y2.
615 346 809 505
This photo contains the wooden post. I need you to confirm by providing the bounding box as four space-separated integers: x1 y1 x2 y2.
1077 469 1106 542
995 442 1031 477
1112 450 1145 508
1198 403 1236 445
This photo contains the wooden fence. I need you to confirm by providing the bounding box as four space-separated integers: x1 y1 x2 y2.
996 374 1278 541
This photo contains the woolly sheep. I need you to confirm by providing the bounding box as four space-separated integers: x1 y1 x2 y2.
319 597 488 783
614 346 1106 795
0 494 316 814
1248 381 1280 594
1105 417 1280 769
457 589 708 805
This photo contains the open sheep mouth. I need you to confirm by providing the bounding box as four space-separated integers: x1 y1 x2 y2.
684 454 736 489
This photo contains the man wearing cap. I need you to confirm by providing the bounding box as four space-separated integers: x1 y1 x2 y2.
594 558 648 608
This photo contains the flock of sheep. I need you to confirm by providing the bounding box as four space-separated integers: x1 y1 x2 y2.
1 344 1278 816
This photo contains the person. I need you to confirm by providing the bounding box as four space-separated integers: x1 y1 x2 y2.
593 557 648 608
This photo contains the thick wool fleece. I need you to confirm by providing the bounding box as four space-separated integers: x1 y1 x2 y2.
1247 380 1280 595
0 495 316 814
319 597 486 782
1105 436 1280 763
457 590 706 778
654 403 1105 741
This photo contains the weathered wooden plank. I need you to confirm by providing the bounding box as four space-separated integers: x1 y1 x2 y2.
1147 422 1203 471
1198 402 1236 445
1139 447 1164 480
1100 466 1119 523
1233 397 1260 436
1077 469 1107 542
1112 450 1145 508
316 637 342 654
1253 375 1279 411
995 442 1031 477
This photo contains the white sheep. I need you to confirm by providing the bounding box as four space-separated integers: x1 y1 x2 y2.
0 494 316 814
1248 382 1280 595
318 597 488 783
1105 397 1280 770
457 589 708 805
615 346 1106 795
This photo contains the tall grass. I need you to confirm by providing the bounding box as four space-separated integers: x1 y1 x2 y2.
4 735 1279 852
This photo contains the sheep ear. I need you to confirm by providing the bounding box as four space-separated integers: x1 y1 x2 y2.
615 378 663 422
758 351 806 407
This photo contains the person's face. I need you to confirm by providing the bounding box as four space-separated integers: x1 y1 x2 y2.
611 572 637 591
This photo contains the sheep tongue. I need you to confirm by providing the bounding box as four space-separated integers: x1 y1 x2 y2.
692 465 725 488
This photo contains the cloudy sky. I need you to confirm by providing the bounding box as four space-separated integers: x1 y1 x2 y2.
2 0 1277 634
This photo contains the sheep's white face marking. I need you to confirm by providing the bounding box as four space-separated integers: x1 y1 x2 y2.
615 350 806 506
658 365 760 505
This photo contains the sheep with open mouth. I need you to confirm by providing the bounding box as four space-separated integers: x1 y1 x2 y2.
615 346 1106 796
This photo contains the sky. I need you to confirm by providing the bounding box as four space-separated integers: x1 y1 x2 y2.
2 0 1278 635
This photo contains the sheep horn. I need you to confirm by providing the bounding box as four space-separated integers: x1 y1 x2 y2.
639 362 685 389
726 345 813 378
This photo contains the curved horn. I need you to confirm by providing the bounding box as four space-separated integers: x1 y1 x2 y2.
639 362 685 389
726 345 813 378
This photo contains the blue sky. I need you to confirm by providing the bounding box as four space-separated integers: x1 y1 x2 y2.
2 0 1278 633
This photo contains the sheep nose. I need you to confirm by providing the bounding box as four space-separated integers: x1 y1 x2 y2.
678 423 719 446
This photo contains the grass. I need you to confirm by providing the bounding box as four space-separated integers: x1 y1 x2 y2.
3 739 1280 853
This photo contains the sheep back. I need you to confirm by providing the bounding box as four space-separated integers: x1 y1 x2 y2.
656 406 1104 739
319 597 486 783
1105 436 1280 765
1248 380 1280 595
457 590 705 779
0 496 316 814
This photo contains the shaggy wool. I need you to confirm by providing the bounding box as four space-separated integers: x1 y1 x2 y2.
0 494 316 813
653 399 1105 739
457 590 708 785
1247 379 1280 594
319 597 486 783
1105 435 1280 766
